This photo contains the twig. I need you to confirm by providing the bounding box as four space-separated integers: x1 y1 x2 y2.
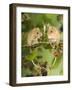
22 42 50 48
52 57 57 66
31 60 40 68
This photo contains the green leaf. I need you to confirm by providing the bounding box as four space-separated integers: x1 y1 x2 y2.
48 56 63 75
38 47 54 64
25 50 38 61
21 67 32 77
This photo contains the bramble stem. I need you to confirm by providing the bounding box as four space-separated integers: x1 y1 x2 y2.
52 57 57 66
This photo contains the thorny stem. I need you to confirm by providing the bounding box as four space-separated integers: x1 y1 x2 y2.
52 57 57 66
31 60 42 76
31 60 42 71
31 60 39 68
22 42 50 47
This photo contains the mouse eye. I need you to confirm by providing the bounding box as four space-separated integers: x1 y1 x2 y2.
50 30 53 33
37 32 39 34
